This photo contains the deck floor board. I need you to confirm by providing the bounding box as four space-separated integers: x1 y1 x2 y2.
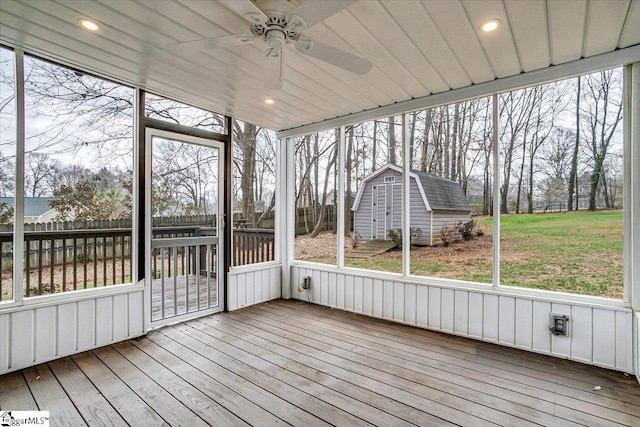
1 299 638 426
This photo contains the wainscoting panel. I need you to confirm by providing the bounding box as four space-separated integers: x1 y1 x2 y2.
228 263 282 311
0 285 145 375
290 265 634 373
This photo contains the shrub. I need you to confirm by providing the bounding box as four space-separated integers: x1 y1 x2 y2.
476 228 484 237
387 228 422 248
455 220 476 240
440 225 453 246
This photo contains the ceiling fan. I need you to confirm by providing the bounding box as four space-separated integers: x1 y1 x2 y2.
165 0 373 90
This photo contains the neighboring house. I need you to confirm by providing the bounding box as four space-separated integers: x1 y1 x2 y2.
0 197 59 223
352 164 471 246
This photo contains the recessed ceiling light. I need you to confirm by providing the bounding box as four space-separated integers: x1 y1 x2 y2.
264 98 275 105
78 18 100 32
480 19 500 32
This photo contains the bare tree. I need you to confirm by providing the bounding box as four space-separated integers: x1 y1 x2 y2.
581 69 623 211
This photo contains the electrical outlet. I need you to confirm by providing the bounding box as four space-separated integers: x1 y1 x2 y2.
549 313 570 336
301 276 311 290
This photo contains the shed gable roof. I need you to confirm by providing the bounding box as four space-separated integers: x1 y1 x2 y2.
352 164 470 212
414 172 471 211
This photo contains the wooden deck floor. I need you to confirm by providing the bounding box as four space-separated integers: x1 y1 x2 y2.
1 299 638 426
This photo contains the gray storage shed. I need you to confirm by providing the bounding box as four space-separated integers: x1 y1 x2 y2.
352 164 471 246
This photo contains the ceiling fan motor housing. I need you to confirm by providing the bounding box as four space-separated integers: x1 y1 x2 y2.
250 0 307 45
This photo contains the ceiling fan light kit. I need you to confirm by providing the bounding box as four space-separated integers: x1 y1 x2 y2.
166 0 372 90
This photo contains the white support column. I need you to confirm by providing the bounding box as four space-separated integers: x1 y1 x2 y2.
402 113 410 277
492 94 500 289
280 136 295 299
12 50 25 304
131 88 141 286
337 127 346 268
629 62 640 383
630 63 640 313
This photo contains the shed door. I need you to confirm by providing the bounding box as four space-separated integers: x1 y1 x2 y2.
371 184 388 239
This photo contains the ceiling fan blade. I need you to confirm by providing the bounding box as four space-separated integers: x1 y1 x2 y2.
219 0 268 25
264 47 284 90
166 34 258 54
290 0 357 28
295 38 372 75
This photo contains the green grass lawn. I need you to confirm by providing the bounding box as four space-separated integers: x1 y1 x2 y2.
305 210 624 299
493 210 623 298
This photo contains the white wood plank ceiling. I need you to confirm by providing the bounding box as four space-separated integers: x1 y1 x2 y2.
1 0 639 133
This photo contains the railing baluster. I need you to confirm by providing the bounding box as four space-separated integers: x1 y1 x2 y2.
62 238 67 292
111 236 116 285
120 235 125 284
93 237 97 288
103 236 107 288
38 240 43 295
25 241 31 297
73 238 77 290
83 237 88 289
50 238 55 293
172 246 178 316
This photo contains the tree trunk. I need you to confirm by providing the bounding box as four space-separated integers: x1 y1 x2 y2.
345 127 354 236
309 145 337 238
568 77 580 211
388 116 397 165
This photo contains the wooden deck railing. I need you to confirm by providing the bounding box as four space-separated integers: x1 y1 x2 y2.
1 226 275 299
233 228 275 266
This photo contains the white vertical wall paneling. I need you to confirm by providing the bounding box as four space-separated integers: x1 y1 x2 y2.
321 271 330 306
428 287 441 329
498 296 516 345
363 278 373 316
483 294 499 341
551 303 572 357
383 281 394 320
312 269 321 303
57 303 76 356
454 290 469 335
416 285 429 327
113 294 128 342
95 297 112 347
532 300 552 353
515 298 533 348
441 289 455 332
373 279 383 317
404 284 417 325
354 276 364 313
77 299 96 351
290 266 634 372
468 292 484 338
615 310 632 370
336 273 345 309
10 310 33 367
34 306 56 363
1 289 146 375
328 272 337 307
269 267 278 299
592 308 615 367
128 291 144 336
393 282 405 322
0 313 10 370
237 273 246 308
227 274 237 311
570 305 593 363
228 265 282 311
636 314 640 383
345 275 354 311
